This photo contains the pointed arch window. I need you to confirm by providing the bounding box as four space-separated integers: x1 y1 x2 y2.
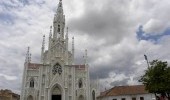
79 79 83 88
30 78 34 88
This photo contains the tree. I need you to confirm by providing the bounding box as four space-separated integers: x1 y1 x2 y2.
139 60 170 100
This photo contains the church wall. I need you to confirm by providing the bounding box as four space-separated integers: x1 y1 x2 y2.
75 67 90 100
27 70 39 77
72 66 76 100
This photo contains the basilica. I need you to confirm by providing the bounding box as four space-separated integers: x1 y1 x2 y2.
20 0 99 100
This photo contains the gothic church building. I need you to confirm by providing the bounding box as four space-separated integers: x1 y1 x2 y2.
20 0 99 100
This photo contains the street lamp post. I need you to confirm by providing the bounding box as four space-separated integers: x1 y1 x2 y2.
144 54 150 68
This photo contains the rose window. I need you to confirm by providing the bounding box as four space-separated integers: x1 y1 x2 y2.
52 63 62 75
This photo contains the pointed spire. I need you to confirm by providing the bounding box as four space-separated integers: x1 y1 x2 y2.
65 27 68 39
54 0 64 15
65 27 69 50
72 37 74 62
57 0 63 12
66 27 68 38
49 26 52 38
42 35 45 49
29 53 32 62
53 0 65 40
84 49 88 64
41 35 45 62
85 49 87 58
27 46 30 54
48 26 52 50
25 47 30 63
59 0 62 5
72 36 74 52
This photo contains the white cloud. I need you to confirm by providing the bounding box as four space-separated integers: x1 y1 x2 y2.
130 0 170 35
143 18 167 34
0 74 17 81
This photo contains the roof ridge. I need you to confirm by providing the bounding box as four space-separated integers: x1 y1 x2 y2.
100 85 147 97
115 84 144 87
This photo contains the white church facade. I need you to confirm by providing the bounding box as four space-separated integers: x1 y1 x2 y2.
20 0 99 100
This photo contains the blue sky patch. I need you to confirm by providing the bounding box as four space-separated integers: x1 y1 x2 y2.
0 13 15 25
19 0 45 6
136 25 170 43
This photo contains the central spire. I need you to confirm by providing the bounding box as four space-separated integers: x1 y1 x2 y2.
53 0 65 40
57 0 63 14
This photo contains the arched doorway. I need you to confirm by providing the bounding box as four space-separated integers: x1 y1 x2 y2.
51 85 62 100
79 95 84 100
27 95 33 100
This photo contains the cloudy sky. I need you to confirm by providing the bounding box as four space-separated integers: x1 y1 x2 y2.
1 0 170 94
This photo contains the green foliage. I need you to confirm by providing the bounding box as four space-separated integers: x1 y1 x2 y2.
139 60 170 98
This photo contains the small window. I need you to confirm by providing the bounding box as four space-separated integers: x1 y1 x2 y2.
58 25 60 32
122 98 126 100
140 97 144 100
79 79 83 88
30 78 34 88
132 97 136 100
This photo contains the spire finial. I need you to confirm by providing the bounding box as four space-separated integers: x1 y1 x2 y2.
27 46 30 54
85 49 87 57
29 53 32 62
67 27 68 33
72 36 74 49
25 47 30 62
41 35 45 62
72 37 75 63
84 49 88 64
66 27 68 37
42 35 45 49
